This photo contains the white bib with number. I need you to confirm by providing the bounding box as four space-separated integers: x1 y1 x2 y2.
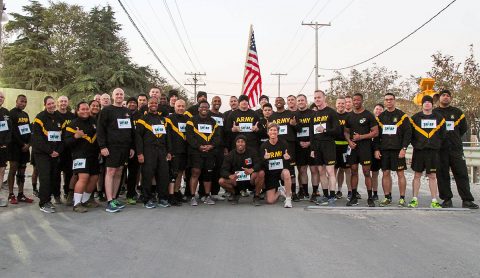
382 125 397 135
296 127 309 137
178 122 186 132
198 124 212 133
446 121 454 131
268 159 283 170
72 158 86 170
346 146 352 155
211 116 224 126
278 125 288 135
0 121 8 132
313 123 327 134
152 124 166 134
421 119 436 129
235 171 251 181
48 131 61 142
239 122 253 132
117 118 131 129
18 124 31 135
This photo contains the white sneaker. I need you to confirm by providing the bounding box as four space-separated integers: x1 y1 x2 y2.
284 197 292 208
211 195 225 201
278 186 286 198
240 190 250 197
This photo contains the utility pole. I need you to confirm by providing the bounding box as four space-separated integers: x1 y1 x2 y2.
302 21 331 91
184 72 206 95
271 73 287 97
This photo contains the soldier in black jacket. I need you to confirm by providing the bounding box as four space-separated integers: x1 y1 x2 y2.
136 97 170 209
32 96 64 213
0 91 11 207
219 135 264 205
56 95 76 205
186 100 220 206
166 99 188 204
97 88 135 213
434 90 478 209
125 97 142 205
7 94 33 204
207 96 227 200
408 95 445 209
65 102 100 213
374 93 412 207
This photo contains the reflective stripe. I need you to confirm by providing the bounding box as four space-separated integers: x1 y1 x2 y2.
335 140 348 145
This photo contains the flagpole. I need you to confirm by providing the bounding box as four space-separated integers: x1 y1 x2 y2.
240 24 253 96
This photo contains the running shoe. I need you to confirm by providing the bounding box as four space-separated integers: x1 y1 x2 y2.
292 192 300 202
97 192 107 202
347 192 352 201
316 196 329 206
355 192 362 199
53 196 63 205
309 193 319 203
45 202 56 210
112 199 126 209
126 197 137 205
302 192 310 201
0 198 7 207
17 193 33 203
240 190 249 197
367 198 375 207
462 201 479 209
372 194 379 201
278 186 287 198
441 199 453 208
408 199 418 208
252 196 261 206
211 195 225 201
144 200 156 209
33 188 39 197
8 194 18 204
73 204 88 213
190 197 198 206
379 198 392 207
346 198 358 206
431 200 442 209
397 198 406 207
65 191 74 206
284 197 293 208
158 199 171 208
335 191 343 199
297 190 305 200
204 196 215 205
328 197 336 207
105 202 120 213
83 199 100 208
40 204 55 213
169 197 182 206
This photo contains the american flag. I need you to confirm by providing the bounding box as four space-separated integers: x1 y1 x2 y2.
241 25 262 108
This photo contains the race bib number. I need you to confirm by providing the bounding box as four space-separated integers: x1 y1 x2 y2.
48 131 61 142
296 127 309 137
0 121 8 132
346 146 352 156
178 122 186 132
239 122 253 132
72 158 86 170
278 125 288 135
198 124 212 133
446 121 454 131
211 116 224 126
268 159 283 170
18 124 31 135
152 124 166 134
382 125 397 135
235 171 250 181
117 118 131 129
421 119 436 129
313 123 327 134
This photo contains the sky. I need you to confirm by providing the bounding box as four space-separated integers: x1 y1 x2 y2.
6 0 480 108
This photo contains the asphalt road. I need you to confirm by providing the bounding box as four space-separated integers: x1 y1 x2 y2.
1 169 479 278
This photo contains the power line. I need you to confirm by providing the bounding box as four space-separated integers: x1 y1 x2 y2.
173 0 205 71
299 67 315 93
162 0 198 71
116 0 190 93
319 0 457 71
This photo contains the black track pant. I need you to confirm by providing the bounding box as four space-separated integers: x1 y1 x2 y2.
35 153 61 207
127 156 139 198
437 148 474 201
141 146 169 202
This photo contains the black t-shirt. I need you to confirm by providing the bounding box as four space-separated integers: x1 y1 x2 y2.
335 112 349 141
270 110 297 142
345 109 377 143
294 109 314 142
260 139 289 173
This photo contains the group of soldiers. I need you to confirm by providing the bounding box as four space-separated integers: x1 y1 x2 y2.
0 87 477 213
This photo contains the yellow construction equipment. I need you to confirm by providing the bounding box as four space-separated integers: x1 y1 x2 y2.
413 78 438 105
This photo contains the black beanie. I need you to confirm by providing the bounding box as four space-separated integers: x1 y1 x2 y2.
238 95 249 103
422 95 433 105
197 91 207 100
127 97 138 105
